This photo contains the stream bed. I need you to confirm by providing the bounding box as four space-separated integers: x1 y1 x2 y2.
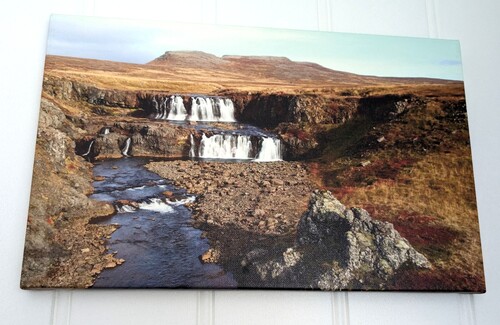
90 157 237 288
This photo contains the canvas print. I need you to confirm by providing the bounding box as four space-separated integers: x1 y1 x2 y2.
21 15 485 291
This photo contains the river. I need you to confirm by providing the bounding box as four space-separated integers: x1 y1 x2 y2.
90 157 237 288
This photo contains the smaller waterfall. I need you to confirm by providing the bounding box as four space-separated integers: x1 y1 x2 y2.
256 138 282 161
82 140 95 157
197 133 253 159
167 95 188 120
190 133 283 161
189 134 196 158
151 95 235 122
190 97 216 122
99 127 110 135
217 98 235 122
122 138 131 156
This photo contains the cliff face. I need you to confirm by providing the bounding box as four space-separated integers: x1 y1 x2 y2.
21 98 118 288
43 77 139 108
75 121 192 160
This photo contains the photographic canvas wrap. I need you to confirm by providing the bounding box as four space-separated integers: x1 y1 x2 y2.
21 15 485 291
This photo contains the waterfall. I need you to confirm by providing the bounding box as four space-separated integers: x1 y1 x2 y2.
190 133 283 161
99 127 110 135
166 95 188 120
217 98 235 122
189 134 196 157
122 138 131 156
151 95 235 122
197 133 253 159
256 137 282 161
82 140 94 157
190 97 216 122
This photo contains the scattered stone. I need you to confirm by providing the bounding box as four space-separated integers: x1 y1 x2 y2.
360 160 371 167
81 248 90 253
163 191 174 198
200 248 220 263
93 176 106 181
105 261 117 268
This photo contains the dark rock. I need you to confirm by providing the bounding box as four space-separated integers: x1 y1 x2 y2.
241 190 431 290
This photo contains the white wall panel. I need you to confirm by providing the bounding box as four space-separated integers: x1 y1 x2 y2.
1 1 500 324
349 293 464 325
214 291 333 325
93 0 204 23
432 1 500 325
216 0 319 30
68 290 199 325
329 0 430 37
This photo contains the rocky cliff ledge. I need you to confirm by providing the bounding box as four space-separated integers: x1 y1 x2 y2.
21 98 121 288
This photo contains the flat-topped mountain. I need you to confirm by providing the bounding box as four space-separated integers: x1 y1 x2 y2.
149 51 230 69
147 50 375 84
43 51 460 95
146 50 456 86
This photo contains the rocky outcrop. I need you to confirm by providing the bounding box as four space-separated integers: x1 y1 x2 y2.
43 77 138 108
75 121 192 159
21 98 119 288
358 95 423 121
226 92 358 127
241 190 431 290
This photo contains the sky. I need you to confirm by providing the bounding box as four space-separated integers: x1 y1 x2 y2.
47 15 464 80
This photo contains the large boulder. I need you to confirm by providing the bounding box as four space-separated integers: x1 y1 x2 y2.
241 190 431 290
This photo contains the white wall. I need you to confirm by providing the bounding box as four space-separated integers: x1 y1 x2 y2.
1 0 499 324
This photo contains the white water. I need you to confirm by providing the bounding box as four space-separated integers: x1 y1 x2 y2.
138 198 175 213
153 95 235 122
217 98 235 122
191 133 283 161
82 140 95 157
166 196 196 206
117 205 137 213
166 95 188 120
190 97 216 122
189 134 196 157
197 133 253 159
122 138 131 156
256 137 283 161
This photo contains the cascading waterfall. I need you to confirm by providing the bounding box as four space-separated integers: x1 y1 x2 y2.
190 133 282 161
122 138 131 156
256 137 282 161
189 134 196 157
190 97 216 122
152 95 235 122
99 127 110 135
82 140 95 157
217 98 235 122
197 133 253 159
167 95 188 120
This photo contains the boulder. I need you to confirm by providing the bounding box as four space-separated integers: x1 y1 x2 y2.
297 190 431 289
240 190 431 290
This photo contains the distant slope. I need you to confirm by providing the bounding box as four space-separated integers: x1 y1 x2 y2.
148 50 457 85
43 52 460 94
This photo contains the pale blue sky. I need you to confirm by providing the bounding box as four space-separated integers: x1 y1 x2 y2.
47 15 464 80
